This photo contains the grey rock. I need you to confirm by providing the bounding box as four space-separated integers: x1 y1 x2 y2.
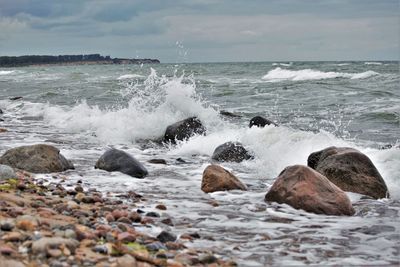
0 144 74 173
249 116 277 128
95 148 148 178
157 231 177 243
32 237 79 254
0 164 16 180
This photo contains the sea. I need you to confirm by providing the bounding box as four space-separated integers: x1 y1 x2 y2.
0 61 399 266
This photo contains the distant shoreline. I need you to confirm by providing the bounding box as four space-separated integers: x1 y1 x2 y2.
0 54 160 67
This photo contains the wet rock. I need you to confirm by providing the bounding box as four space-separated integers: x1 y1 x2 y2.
201 164 247 193
117 232 136 243
199 254 218 264
0 144 74 173
265 165 355 216
2 232 23 242
32 237 79 254
95 148 148 178
163 117 206 144
146 211 160 218
0 164 17 180
146 241 167 251
117 217 132 224
0 220 14 231
9 96 23 101
308 146 389 199
148 159 167 165
249 116 277 128
219 110 242 118
128 212 142 222
155 204 167 210
0 128 7 133
116 254 137 267
211 142 253 162
161 218 174 226
157 231 177 243
74 185 84 193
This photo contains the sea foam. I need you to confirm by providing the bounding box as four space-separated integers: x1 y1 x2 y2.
262 67 379 82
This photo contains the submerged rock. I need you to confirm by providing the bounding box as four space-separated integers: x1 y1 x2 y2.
163 117 206 144
0 164 17 180
211 141 253 162
265 165 354 216
308 146 388 199
0 144 74 173
201 164 247 193
219 110 242 118
95 148 148 178
249 116 277 128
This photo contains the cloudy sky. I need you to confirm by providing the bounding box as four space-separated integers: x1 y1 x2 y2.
0 0 398 62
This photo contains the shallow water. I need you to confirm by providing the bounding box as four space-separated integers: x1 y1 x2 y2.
0 61 399 265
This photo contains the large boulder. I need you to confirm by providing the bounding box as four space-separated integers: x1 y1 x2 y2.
211 142 252 162
201 164 247 193
249 116 277 128
0 144 74 173
163 117 206 144
308 146 388 199
265 165 355 216
95 148 148 178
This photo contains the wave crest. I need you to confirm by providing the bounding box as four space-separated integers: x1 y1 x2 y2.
262 67 379 82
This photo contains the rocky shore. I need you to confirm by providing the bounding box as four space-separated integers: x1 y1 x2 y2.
0 171 235 267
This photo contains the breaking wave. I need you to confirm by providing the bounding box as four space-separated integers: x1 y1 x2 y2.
262 67 379 82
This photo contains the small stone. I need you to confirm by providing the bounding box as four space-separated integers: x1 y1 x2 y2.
146 241 167 251
155 204 167 210
117 217 132 224
0 245 16 255
199 254 218 264
148 159 167 165
64 229 77 239
128 212 141 222
2 232 23 242
74 185 84 192
92 244 108 254
0 220 15 231
117 232 136 243
0 164 17 180
47 248 62 258
32 237 79 254
75 192 85 202
67 201 79 210
105 213 115 222
116 254 137 267
146 212 160 218
161 218 174 226
16 182 26 191
157 231 176 243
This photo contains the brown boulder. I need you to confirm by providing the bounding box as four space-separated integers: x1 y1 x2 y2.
201 165 247 193
308 146 388 199
0 144 74 173
265 165 355 216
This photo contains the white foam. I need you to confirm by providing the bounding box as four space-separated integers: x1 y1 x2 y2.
365 62 382 65
117 74 144 80
272 62 293 67
0 70 16 75
24 68 220 144
262 67 379 82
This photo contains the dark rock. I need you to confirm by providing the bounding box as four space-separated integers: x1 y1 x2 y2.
148 159 167 165
249 116 277 128
219 110 242 118
9 96 23 101
307 146 389 199
146 211 160 218
0 144 74 173
201 164 247 193
157 231 177 243
0 220 15 231
146 241 167 251
163 117 206 144
0 109 2 114
95 148 148 178
265 165 355 216
211 141 253 162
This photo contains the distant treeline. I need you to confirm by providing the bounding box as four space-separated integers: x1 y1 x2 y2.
0 54 160 67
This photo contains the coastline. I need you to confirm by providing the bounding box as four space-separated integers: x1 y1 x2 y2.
0 171 235 267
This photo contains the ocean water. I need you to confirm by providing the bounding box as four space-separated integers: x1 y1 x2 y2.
0 61 399 266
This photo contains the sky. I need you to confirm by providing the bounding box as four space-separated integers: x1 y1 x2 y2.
0 0 398 62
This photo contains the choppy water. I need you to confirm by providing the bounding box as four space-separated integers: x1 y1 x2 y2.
0 61 399 266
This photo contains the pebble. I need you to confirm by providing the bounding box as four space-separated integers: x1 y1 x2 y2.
199 253 218 264
157 231 177 243
32 237 79 254
117 217 131 224
0 245 16 255
128 212 142 222
16 215 38 231
146 241 167 251
47 248 62 258
116 254 137 267
161 218 174 226
117 232 136 243
0 220 15 231
155 204 167 210
2 232 23 242
146 212 160 218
